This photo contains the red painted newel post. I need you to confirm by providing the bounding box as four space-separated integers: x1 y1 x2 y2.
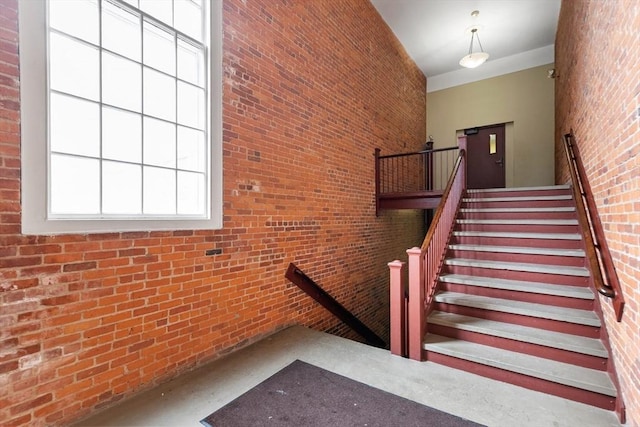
407 247 424 361
388 260 405 357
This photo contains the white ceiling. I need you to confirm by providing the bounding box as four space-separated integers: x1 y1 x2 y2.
370 0 561 92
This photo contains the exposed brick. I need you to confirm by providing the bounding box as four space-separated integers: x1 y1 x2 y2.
556 2 640 424
2 0 426 425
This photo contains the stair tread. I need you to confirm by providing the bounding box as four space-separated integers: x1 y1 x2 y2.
448 244 586 258
423 334 616 396
453 231 582 240
428 311 607 357
467 185 571 193
463 195 573 202
457 219 578 225
444 258 590 277
434 291 601 326
439 273 594 299
461 207 576 213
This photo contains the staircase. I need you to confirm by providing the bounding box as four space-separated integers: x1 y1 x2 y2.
423 185 619 412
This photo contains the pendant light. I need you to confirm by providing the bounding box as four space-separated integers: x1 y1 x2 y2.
459 11 489 69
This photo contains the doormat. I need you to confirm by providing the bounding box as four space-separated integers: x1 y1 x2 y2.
201 359 484 427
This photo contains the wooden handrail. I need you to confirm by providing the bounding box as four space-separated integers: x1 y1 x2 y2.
562 132 624 321
377 145 459 160
420 142 466 308
404 136 467 360
420 151 465 252
285 263 386 348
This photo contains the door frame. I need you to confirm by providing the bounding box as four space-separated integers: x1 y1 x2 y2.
457 122 514 188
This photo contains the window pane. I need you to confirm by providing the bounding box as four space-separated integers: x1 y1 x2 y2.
143 166 176 214
143 21 176 75
50 154 100 215
177 126 205 172
144 117 176 167
102 0 141 61
49 0 99 44
177 81 204 129
177 39 204 86
143 67 176 121
174 0 202 42
102 161 142 214
49 33 100 101
102 52 142 111
102 107 142 163
50 93 100 157
177 171 205 215
139 0 173 25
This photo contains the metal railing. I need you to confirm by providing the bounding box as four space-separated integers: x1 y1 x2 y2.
375 146 459 214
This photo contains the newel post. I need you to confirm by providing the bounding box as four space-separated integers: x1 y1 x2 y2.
458 135 467 187
388 260 405 357
407 247 424 361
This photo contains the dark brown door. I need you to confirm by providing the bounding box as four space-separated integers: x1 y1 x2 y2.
465 124 506 189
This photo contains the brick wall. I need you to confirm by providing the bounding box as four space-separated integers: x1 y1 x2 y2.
555 1 640 424
0 0 427 425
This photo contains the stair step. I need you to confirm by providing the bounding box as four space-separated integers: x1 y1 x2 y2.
434 292 601 327
456 219 578 226
453 231 582 240
463 195 572 203
467 185 571 193
423 334 616 397
428 311 607 357
444 258 589 277
439 274 594 299
460 207 575 213
448 244 585 258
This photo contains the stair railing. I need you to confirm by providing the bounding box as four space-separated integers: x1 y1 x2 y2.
389 136 467 359
562 131 625 321
285 263 386 348
375 145 459 215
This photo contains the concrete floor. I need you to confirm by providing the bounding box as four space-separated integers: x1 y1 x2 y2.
75 326 622 427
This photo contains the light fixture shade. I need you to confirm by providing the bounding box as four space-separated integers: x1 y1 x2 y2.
459 51 489 68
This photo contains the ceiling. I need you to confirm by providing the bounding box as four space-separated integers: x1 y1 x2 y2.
370 0 561 92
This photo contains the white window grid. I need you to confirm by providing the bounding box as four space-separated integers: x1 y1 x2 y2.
46 0 210 219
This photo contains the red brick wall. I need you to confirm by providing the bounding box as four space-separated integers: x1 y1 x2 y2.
555 1 640 424
0 0 427 425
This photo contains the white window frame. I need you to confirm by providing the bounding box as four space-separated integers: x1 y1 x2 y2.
19 0 223 235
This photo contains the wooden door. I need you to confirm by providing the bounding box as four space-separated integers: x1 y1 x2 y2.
465 124 506 189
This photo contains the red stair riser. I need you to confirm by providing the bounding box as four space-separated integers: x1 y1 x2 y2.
462 200 575 209
428 323 608 371
438 282 594 311
445 249 587 267
455 224 580 234
458 211 577 220
442 265 589 286
423 351 616 411
450 236 583 249
432 303 601 338
465 189 573 198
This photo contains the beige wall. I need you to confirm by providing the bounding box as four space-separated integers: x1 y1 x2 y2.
427 64 555 188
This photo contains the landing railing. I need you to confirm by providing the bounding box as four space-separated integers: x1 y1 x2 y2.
563 131 625 321
375 145 459 214
389 136 467 359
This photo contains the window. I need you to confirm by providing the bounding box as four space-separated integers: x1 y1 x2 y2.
19 0 222 234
